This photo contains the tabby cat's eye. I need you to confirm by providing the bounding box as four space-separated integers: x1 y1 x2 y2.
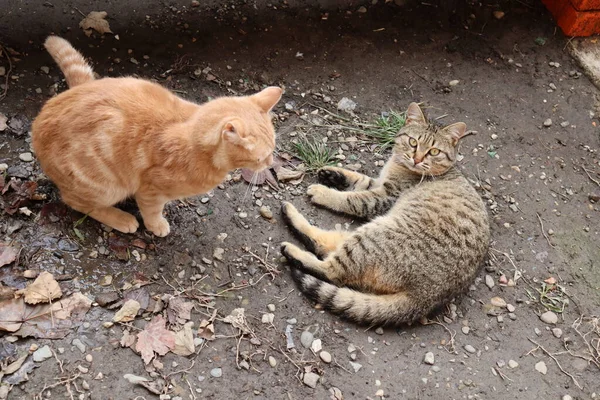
429 148 440 156
408 137 418 147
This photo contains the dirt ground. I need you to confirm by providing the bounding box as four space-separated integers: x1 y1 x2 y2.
1 1 599 399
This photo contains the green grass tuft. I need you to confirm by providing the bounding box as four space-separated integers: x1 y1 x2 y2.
293 138 336 171
364 111 406 149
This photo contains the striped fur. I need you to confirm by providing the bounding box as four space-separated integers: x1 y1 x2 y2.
281 103 490 326
44 36 95 87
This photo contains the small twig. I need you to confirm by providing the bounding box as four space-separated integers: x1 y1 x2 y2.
185 378 197 400
73 7 87 17
494 367 513 382
536 212 555 248
528 338 582 389
423 318 457 353
165 360 195 378
333 357 352 374
581 165 600 188
35 373 81 400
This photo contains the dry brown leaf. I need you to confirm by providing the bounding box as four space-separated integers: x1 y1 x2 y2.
241 168 278 188
120 329 136 348
0 243 18 268
166 297 193 326
0 292 91 338
172 322 195 356
135 316 175 364
113 299 141 323
276 166 305 183
79 11 113 36
16 272 62 305
197 319 215 341
222 308 251 334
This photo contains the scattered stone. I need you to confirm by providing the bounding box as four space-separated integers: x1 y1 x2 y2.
286 318 297 325
490 297 506 307
238 212 248 218
303 371 320 388
497 360 506 368
72 338 86 353
461 326 470 335
493 10 505 19
85 354 93 363
311 339 323 353
301 331 314 348
0 66 5 76
431 365 441 373
508 359 519 369
540 311 558 324
268 356 277 367
485 275 495 289
267 304 276 312
423 352 435 365
337 97 356 113
449 79 459 86
33 345 53 362
347 344 356 353
210 368 222 378
543 118 552 127
0 163 7 172
58 239 79 252
213 248 224 261
40 66 50 74
320 351 332 363
552 328 563 338
349 361 362 373
560 121 570 128
260 206 273 220
19 152 33 162
375 389 384 397
535 327 542 336
77 365 89 374
562 396 573 400
464 345 476 354
98 275 113 286
357 6 367 13
261 313 274 324
506 304 516 313
535 361 547 375
375 327 384 335
239 360 250 370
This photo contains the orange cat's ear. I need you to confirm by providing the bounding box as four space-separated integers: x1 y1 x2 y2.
405 102 426 126
222 121 252 149
442 122 467 145
252 87 283 113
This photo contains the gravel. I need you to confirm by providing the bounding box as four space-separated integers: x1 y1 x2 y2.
319 351 332 363
301 331 314 348
72 338 86 353
535 361 547 375
210 368 222 378
540 311 558 324
423 352 435 365
349 361 362 373
303 371 320 388
485 275 495 289
463 345 476 354
33 345 53 362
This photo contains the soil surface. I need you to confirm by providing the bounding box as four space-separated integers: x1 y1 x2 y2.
1 1 599 400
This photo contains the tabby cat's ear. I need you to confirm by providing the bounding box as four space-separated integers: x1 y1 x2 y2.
442 122 467 145
405 102 426 126
222 121 252 149
252 87 283 113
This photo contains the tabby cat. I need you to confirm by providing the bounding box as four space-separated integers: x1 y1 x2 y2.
32 36 282 237
281 103 489 326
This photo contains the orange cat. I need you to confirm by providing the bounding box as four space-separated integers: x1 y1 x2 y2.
32 36 282 236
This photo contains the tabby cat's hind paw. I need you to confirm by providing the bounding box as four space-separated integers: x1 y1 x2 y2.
318 167 350 190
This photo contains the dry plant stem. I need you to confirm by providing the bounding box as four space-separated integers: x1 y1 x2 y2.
423 318 457 353
528 338 583 390
493 367 513 382
166 360 195 378
243 248 280 278
35 373 81 400
581 165 600 188
536 212 555 248
185 378 197 400
333 357 352 374
0 44 13 101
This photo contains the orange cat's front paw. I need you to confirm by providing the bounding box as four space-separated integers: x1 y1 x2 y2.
145 217 171 237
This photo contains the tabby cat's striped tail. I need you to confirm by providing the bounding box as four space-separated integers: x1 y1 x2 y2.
290 268 419 326
44 36 95 88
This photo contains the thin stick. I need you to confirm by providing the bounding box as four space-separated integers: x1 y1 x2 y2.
423 319 457 353
333 357 352 374
185 378 197 400
165 360 195 378
536 212 555 248
581 165 600 188
0 44 13 101
528 338 582 389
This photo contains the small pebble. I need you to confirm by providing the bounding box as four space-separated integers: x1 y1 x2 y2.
543 118 552 127
303 371 320 388
85 354 93 363
506 304 516 312
33 345 53 362
210 368 222 378
268 356 277 367
301 331 314 348
563 395 573 400
311 339 322 353
259 206 273 220
461 326 470 335
19 152 33 162
77 365 89 374
431 365 441 373
485 275 495 289
449 80 459 86
239 360 250 370
261 313 274 324
349 361 362 373
464 345 476 354
540 311 558 324
267 304 276 312
72 338 86 353
535 361 547 375
508 359 519 369
560 121 570 128
320 351 332 363
423 352 435 365
552 328 563 338
375 327 384 335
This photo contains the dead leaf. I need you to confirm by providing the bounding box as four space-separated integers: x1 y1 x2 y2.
166 297 193 326
120 329 136 348
113 299 140 323
197 319 215 341
0 243 18 268
123 287 150 312
135 315 175 364
3 357 36 385
79 11 113 36
1 179 38 215
172 321 195 356
329 387 344 400
0 286 16 301
276 166 304 183
16 271 62 305
1 353 27 377
241 168 278 188
108 235 129 261
0 292 92 338
222 308 251 334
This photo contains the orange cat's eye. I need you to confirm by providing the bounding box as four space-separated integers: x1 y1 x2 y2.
429 148 440 156
408 137 418 147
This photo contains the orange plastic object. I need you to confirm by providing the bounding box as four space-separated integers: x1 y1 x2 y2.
570 0 600 11
542 0 600 36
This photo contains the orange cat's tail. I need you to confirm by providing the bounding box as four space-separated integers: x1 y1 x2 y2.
44 36 95 88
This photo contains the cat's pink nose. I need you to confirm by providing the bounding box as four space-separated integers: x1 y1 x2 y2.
413 156 423 165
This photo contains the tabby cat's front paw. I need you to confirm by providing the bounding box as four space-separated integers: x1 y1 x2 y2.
318 167 349 190
306 184 333 207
